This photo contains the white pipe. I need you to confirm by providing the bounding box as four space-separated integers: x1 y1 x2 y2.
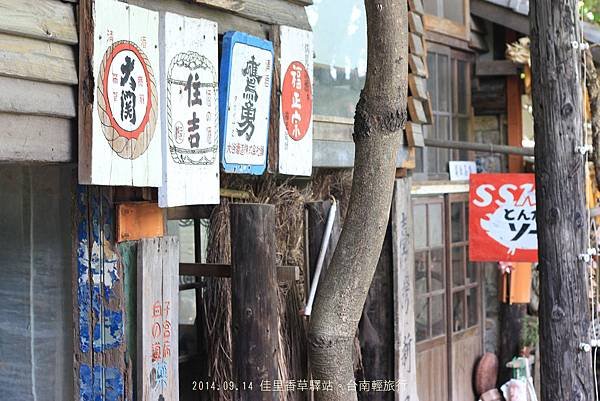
304 198 337 316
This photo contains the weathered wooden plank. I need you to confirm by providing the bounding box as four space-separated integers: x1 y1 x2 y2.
409 54 428 78
408 11 424 36
267 25 281 173
409 32 425 57
408 74 428 100
191 0 310 30
405 122 425 147
423 97 434 124
0 76 76 118
391 177 419 401
230 204 280 400
0 112 74 162
0 33 77 85
313 119 353 142
475 60 520 76
138 236 180 401
0 0 78 44
407 97 428 124
166 205 214 220
179 262 299 281
408 0 424 15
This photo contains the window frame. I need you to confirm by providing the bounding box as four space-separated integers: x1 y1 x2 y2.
422 0 470 42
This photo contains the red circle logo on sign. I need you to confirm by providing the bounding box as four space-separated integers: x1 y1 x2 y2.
281 61 312 141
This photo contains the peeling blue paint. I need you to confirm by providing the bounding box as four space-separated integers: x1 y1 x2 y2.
79 364 125 401
77 187 91 354
93 309 124 352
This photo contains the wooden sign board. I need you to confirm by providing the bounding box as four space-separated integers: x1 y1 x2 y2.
278 26 313 176
80 0 162 186
220 31 274 175
159 13 220 207
138 237 180 401
116 202 165 242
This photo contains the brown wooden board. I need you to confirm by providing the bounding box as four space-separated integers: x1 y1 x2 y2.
409 54 428 78
267 25 281 173
405 122 425 148
407 97 428 124
408 74 428 100
408 0 425 15
408 11 425 36
409 33 425 57
137 236 180 401
117 202 165 242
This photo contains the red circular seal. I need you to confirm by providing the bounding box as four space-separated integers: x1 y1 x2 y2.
281 61 312 141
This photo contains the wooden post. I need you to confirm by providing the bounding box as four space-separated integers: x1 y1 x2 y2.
230 203 279 401
530 1 595 399
506 29 524 174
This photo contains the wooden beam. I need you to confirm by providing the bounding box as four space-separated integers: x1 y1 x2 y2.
476 60 520 76
180 262 300 281
267 25 282 173
470 0 529 34
166 205 214 220
0 0 78 45
0 112 74 162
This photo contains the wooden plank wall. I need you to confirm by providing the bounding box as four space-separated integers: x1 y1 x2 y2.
0 0 78 162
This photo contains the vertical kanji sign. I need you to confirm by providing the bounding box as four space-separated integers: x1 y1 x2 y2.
220 32 273 175
469 174 538 262
80 0 162 186
278 26 314 176
138 237 179 401
159 13 220 207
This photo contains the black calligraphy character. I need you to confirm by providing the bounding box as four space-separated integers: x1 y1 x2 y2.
185 73 202 107
509 222 531 241
242 56 262 102
119 56 137 124
237 101 257 140
188 112 200 148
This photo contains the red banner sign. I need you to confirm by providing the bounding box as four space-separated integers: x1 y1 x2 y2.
469 174 538 262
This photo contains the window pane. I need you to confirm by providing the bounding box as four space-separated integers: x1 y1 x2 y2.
453 291 466 332
438 54 450 112
424 0 439 16
451 202 464 243
467 287 479 327
428 203 443 246
431 294 446 337
467 256 478 285
427 53 438 110
416 297 430 341
458 117 470 160
308 1 367 118
414 204 427 249
444 0 464 24
431 248 445 291
415 251 429 294
452 246 465 287
457 60 468 114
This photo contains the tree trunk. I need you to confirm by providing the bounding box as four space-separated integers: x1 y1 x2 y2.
530 2 595 400
584 49 600 189
307 2 407 401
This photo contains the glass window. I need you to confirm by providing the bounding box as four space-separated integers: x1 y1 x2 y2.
307 0 367 118
453 291 465 332
423 0 465 24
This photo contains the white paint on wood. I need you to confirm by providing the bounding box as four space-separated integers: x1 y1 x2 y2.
159 13 220 207
84 0 162 186
0 0 78 45
278 25 313 176
0 112 73 162
138 236 180 401
391 178 420 401
0 32 77 85
0 76 76 118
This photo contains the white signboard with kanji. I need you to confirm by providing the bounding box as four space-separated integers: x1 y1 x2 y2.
278 26 313 176
220 32 273 175
159 13 220 207
83 0 162 186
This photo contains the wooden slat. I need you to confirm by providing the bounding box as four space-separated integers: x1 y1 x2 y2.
0 33 77 85
0 76 76 118
423 97 434 124
408 11 425 36
192 0 311 30
409 54 428 78
409 33 425 57
407 97 428 124
0 112 74 162
408 0 425 15
409 74 428 100
405 122 425 147
0 0 78 45
314 119 353 142
476 60 520 76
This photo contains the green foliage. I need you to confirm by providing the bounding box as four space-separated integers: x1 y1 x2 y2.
521 315 539 349
583 0 600 23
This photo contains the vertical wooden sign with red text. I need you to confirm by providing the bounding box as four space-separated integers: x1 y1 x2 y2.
138 237 179 401
278 26 313 176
